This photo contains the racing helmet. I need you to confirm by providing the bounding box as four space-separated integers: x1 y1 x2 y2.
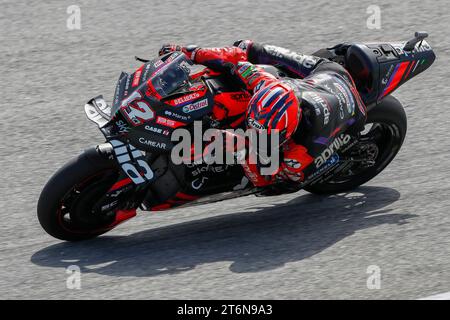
246 81 300 148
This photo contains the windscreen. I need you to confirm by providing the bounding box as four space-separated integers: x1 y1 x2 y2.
150 52 193 97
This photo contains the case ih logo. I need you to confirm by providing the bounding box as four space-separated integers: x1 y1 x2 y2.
173 92 201 105
183 99 208 113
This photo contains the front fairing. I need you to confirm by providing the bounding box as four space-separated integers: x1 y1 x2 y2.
111 51 193 114
107 52 213 153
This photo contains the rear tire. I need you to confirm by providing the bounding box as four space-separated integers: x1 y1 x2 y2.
304 95 407 195
37 147 120 241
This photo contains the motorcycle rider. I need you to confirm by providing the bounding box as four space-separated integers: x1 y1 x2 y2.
159 41 367 188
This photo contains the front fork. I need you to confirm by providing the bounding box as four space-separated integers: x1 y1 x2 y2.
91 142 154 227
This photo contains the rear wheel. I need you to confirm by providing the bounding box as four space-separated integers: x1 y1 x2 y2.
304 95 407 195
37 147 122 241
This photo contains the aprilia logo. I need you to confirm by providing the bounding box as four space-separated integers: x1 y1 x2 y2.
315 134 351 168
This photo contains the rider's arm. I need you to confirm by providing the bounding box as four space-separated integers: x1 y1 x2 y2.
159 42 324 78
174 45 279 92
158 43 285 91
235 40 325 78
159 43 249 72
190 46 248 72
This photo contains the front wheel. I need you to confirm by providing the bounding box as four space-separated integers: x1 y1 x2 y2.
304 95 407 195
37 147 123 241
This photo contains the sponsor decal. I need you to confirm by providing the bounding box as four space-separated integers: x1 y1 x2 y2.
144 125 169 135
381 64 395 86
183 98 208 113
306 92 330 125
101 200 119 211
165 110 189 121
247 118 265 130
338 104 345 120
84 97 111 128
116 120 130 133
132 66 143 87
334 78 355 115
284 158 301 169
154 60 164 68
123 74 132 97
172 92 201 105
187 164 228 177
109 139 154 185
156 116 185 128
414 42 432 52
138 137 167 149
394 41 432 57
191 176 208 190
142 63 153 81
314 134 351 168
308 154 339 180
265 45 319 69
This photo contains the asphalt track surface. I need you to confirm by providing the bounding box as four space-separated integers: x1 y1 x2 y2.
1 0 449 299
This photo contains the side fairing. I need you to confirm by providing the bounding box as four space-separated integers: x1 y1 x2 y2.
122 82 214 153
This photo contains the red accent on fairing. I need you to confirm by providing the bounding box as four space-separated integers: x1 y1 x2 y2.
149 193 198 212
404 60 417 80
175 192 199 201
150 203 173 211
108 177 133 191
383 61 410 97
132 65 144 87
114 209 137 224
167 199 184 204
144 79 163 100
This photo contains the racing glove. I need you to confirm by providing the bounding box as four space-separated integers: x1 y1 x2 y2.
158 44 199 60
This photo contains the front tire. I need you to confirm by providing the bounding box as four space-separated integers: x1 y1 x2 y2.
37 147 120 241
304 95 407 195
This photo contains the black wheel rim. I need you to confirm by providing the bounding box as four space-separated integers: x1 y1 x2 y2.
326 121 402 185
57 170 119 234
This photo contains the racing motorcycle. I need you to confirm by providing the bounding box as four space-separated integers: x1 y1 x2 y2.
38 32 435 241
